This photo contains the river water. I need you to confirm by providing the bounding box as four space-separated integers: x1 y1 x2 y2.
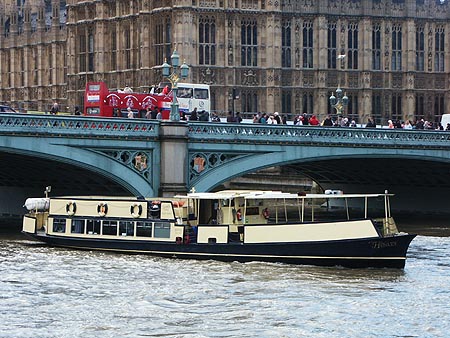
1 222 449 338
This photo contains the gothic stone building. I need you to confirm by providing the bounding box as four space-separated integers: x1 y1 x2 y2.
1 0 449 124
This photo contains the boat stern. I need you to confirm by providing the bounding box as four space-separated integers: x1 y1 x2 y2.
22 212 47 234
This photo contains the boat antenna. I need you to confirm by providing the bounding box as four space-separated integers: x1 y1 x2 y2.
44 186 52 198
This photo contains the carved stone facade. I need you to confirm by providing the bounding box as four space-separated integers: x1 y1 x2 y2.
1 0 450 124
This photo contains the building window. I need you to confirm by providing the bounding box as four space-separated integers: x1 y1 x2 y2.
347 94 358 122
391 94 402 122
241 19 257 67
302 21 313 69
416 25 424 71
415 94 425 119
199 17 216 65
79 34 86 72
111 30 117 71
391 24 402 71
435 26 445 72
302 93 314 115
434 94 445 122
155 18 171 66
88 33 94 72
372 23 381 70
241 91 258 113
348 23 358 70
327 22 337 69
124 28 131 69
282 90 292 116
372 94 382 125
282 20 291 68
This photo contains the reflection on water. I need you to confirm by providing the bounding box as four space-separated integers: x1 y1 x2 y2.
1 223 450 338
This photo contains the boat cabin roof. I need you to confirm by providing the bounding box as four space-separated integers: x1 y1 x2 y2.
177 190 392 201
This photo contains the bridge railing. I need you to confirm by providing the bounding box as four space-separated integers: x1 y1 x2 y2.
0 114 159 139
1 114 450 149
187 122 450 149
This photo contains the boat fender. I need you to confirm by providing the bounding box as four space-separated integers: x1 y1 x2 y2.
97 202 108 217
66 201 77 216
262 208 270 220
130 203 143 218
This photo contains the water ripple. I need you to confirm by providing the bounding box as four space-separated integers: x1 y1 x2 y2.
0 234 449 337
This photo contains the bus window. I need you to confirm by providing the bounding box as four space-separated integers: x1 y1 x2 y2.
194 88 209 100
178 88 193 98
86 107 100 115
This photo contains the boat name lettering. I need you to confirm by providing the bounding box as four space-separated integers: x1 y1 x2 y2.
370 241 397 249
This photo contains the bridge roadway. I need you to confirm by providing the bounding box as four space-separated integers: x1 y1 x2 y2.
1 113 450 219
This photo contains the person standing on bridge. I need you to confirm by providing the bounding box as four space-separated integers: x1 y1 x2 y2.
127 107 134 119
50 102 59 115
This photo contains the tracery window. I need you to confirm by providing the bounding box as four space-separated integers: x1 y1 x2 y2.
391 24 402 71
241 19 258 67
282 20 292 68
347 23 358 70
155 18 171 66
372 23 381 70
124 28 131 69
327 22 337 69
302 93 314 115
241 91 258 113
435 26 445 72
282 90 292 115
302 21 313 68
415 25 424 71
111 30 117 71
78 29 94 72
372 94 382 125
415 94 425 119
391 94 402 122
434 94 445 122
199 16 216 65
347 94 359 122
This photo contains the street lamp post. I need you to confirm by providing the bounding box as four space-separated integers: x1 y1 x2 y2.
161 50 189 121
329 87 348 116
329 54 348 117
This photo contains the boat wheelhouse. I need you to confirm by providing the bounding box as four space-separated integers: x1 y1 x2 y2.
22 190 416 268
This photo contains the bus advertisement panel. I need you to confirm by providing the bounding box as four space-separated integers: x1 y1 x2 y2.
84 82 210 119
84 82 172 118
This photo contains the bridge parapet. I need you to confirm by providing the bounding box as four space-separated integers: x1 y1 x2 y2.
187 123 450 149
0 114 159 139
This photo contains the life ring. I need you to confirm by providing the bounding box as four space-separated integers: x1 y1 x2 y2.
66 201 77 216
262 208 270 220
97 202 108 217
130 203 143 218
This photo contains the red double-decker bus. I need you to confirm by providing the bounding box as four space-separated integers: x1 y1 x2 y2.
84 82 173 118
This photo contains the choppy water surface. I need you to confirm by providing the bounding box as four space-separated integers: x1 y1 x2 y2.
1 228 449 338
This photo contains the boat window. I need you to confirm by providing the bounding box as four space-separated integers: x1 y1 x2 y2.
119 221 135 236
71 219 85 234
136 221 152 237
87 219 101 235
245 207 260 216
52 218 66 233
102 220 118 236
154 222 170 238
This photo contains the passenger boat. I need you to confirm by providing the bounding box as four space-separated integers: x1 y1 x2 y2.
22 190 416 269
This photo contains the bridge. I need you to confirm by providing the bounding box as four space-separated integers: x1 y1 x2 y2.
1 113 450 219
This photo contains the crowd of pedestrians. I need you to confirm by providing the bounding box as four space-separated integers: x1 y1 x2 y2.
128 106 450 131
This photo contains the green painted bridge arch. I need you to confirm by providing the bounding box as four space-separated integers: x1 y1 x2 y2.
1 114 450 216
186 123 450 214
